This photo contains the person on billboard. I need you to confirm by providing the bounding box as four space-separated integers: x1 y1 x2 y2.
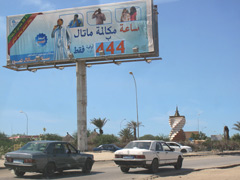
120 8 130 22
92 8 106 25
130 6 137 21
51 18 72 60
69 14 82 28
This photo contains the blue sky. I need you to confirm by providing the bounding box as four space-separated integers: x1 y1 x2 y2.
0 0 240 138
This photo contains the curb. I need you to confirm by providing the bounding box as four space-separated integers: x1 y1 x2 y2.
183 151 240 158
193 163 240 172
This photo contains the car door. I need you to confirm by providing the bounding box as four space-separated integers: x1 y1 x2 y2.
155 142 167 165
65 143 85 168
51 143 75 169
161 142 177 164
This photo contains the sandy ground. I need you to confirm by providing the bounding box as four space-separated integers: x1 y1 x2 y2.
152 166 240 180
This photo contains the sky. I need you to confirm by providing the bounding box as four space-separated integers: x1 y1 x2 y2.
0 0 240 138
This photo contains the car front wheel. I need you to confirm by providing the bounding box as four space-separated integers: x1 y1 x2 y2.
174 156 183 170
14 169 25 177
120 166 130 173
82 158 93 173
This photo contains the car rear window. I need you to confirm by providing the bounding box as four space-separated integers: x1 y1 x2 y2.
20 142 48 152
124 142 151 150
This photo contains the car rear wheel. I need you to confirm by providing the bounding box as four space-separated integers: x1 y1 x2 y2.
14 169 25 177
43 162 56 177
149 159 159 173
82 158 93 173
181 149 187 153
120 166 130 173
174 156 183 170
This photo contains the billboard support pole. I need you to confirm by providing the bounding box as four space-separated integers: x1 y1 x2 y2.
76 61 87 151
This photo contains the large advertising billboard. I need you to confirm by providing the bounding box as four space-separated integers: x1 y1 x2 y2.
7 0 156 66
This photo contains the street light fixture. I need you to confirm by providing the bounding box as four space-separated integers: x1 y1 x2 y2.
129 71 139 139
20 111 28 135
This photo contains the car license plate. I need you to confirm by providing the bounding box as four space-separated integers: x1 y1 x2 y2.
123 156 134 159
13 159 23 164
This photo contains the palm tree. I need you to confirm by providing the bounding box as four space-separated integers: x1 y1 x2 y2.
90 118 108 135
118 128 134 143
127 121 142 140
233 121 240 132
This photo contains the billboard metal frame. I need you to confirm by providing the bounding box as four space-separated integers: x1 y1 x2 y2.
4 54 162 71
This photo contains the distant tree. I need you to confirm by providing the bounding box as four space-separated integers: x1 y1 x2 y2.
119 128 134 143
139 134 155 140
139 134 170 141
231 133 240 142
127 121 142 140
0 132 9 141
42 133 62 141
156 134 170 141
233 121 240 132
191 131 207 140
93 134 119 146
91 118 108 135
0 132 13 155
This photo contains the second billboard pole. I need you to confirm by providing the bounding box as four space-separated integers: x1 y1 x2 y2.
76 61 88 151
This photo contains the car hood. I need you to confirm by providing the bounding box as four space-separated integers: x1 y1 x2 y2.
5 150 45 158
115 148 150 155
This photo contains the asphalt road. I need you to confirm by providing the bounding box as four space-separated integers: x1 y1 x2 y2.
0 155 240 180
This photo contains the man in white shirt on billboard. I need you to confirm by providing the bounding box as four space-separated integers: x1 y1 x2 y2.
51 18 71 60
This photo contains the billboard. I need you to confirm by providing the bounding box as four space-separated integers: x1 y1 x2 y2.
7 0 157 66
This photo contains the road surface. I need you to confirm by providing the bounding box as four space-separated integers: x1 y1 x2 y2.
0 155 240 180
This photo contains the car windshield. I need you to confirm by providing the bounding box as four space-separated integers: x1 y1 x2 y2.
124 142 151 150
19 142 48 152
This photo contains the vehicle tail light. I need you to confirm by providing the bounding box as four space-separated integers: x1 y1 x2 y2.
135 155 145 159
24 159 36 163
115 155 123 158
6 157 13 162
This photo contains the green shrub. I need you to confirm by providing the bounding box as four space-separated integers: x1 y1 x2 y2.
93 134 119 147
231 133 240 142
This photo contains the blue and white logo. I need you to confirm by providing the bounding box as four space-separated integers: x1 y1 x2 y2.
35 33 48 47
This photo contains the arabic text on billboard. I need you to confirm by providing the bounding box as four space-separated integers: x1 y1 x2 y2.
7 0 153 65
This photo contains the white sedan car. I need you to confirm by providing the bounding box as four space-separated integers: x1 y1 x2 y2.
114 140 183 173
166 142 192 153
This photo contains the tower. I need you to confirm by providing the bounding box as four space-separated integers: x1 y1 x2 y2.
169 106 186 141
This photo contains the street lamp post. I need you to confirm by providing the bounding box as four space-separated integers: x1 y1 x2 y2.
20 111 28 135
129 72 139 139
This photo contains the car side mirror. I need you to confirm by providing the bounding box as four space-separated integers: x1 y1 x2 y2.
171 148 175 151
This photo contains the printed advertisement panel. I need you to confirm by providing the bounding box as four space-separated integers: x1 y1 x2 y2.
7 0 154 65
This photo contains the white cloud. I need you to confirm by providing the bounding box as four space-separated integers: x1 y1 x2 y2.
0 16 6 38
22 0 56 11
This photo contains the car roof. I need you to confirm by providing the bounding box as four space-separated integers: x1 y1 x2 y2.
28 140 67 143
130 140 165 143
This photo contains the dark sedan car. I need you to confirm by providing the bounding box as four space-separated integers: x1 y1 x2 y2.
4 141 94 177
93 144 122 152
